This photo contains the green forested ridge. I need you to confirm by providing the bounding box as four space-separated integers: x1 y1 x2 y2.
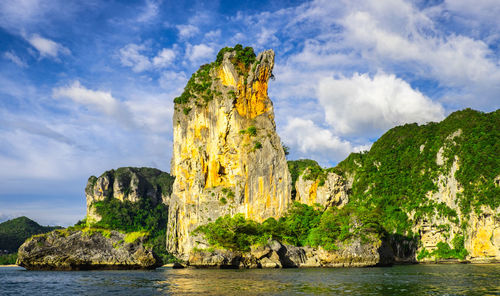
0 216 61 264
0 253 17 265
336 108 499 235
195 109 499 259
0 216 62 253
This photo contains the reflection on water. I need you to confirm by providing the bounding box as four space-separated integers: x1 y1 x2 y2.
1 264 499 295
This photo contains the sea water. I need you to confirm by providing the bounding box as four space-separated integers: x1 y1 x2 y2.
1 264 499 295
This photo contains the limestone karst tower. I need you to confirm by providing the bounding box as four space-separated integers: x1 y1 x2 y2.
166 46 292 258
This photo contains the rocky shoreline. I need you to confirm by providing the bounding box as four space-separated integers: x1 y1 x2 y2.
186 238 393 269
12 232 499 271
16 229 160 271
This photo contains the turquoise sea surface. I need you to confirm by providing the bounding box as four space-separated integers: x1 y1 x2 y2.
1 264 499 295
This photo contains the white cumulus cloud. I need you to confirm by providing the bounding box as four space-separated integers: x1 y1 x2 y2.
152 48 175 67
317 73 445 137
119 43 151 72
281 117 369 165
186 43 214 64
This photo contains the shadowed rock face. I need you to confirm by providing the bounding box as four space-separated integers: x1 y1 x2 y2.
167 48 292 259
85 167 174 223
187 238 393 269
17 229 160 270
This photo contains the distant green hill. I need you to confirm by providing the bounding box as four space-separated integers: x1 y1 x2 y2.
0 216 62 253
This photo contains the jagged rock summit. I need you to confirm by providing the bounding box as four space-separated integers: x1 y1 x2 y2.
167 45 292 259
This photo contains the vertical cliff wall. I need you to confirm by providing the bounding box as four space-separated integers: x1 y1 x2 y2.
85 167 174 223
166 46 291 258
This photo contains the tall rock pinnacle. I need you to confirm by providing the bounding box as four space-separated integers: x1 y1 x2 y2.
166 46 292 258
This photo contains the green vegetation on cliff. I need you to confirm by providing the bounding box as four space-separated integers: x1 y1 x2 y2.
194 202 381 252
336 109 499 236
215 44 256 68
0 216 61 253
85 167 176 263
287 159 338 198
417 235 468 260
89 191 171 263
196 109 498 257
174 44 257 106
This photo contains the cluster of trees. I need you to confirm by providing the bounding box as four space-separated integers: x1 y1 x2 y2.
174 44 260 107
215 44 256 68
0 253 17 265
174 63 214 105
417 235 468 260
194 202 382 252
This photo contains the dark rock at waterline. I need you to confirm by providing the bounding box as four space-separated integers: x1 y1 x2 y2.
188 237 396 269
17 229 161 270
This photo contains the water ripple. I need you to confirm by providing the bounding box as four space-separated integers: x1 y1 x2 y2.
1 264 499 295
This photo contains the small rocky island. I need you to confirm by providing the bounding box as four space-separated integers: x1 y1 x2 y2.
17 167 174 270
17 45 500 270
17 229 158 270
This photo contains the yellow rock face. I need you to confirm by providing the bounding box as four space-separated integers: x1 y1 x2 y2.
471 227 496 257
468 209 500 260
308 180 319 205
167 49 291 259
235 68 270 119
218 64 237 87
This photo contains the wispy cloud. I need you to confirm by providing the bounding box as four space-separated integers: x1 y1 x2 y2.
176 24 199 39
152 48 176 67
119 43 176 72
136 0 161 23
186 43 214 63
52 81 136 128
119 43 152 72
25 34 70 60
158 70 187 93
3 51 27 67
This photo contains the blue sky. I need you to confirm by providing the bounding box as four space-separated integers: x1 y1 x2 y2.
1 0 499 226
